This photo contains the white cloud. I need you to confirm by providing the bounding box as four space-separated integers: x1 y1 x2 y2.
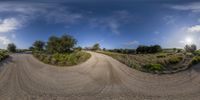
0 36 11 48
0 18 21 33
187 25 200 33
170 2 200 12
0 3 83 25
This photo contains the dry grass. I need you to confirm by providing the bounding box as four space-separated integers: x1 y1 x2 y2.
97 51 194 74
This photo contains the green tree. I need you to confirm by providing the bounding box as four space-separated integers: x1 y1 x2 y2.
7 43 16 53
46 34 77 53
136 45 162 54
151 45 162 53
92 43 100 51
33 40 45 51
29 46 34 51
185 44 197 52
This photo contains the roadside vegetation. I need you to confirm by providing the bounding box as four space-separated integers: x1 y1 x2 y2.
0 50 9 62
98 44 200 74
31 34 91 66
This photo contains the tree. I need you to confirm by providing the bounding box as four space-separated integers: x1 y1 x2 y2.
33 40 45 51
92 43 100 51
46 34 77 53
60 34 77 52
46 36 59 53
29 46 34 51
7 43 16 53
151 45 162 53
185 44 197 52
173 48 177 53
136 45 148 54
136 45 162 54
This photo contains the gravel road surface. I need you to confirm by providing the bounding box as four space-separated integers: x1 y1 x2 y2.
1 51 200 100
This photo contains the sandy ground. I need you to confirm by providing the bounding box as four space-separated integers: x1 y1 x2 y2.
0 51 200 100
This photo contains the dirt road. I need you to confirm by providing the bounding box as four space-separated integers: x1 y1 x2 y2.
1 51 200 100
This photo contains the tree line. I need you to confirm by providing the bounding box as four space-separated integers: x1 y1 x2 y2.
30 34 77 54
4 34 198 54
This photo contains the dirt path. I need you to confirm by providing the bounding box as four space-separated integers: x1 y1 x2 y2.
1 51 200 100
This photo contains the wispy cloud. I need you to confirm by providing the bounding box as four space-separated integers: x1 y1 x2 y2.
163 15 176 25
187 25 200 33
170 2 200 12
0 2 83 26
0 18 22 33
90 10 134 35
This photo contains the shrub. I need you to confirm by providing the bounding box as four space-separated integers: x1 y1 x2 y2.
0 50 9 61
190 56 200 65
67 54 78 65
168 56 183 64
51 58 58 65
143 64 163 72
194 50 200 56
43 56 51 63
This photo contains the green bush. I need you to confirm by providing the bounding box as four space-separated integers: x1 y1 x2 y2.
168 56 183 64
43 56 51 63
191 56 200 65
33 51 91 66
0 50 9 61
143 64 163 72
194 50 200 56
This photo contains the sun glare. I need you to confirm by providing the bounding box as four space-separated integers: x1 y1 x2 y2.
185 37 193 45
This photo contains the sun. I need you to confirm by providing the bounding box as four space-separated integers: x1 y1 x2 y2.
185 37 193 45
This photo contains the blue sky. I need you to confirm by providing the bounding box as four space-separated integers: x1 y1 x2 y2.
1 0 200 49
